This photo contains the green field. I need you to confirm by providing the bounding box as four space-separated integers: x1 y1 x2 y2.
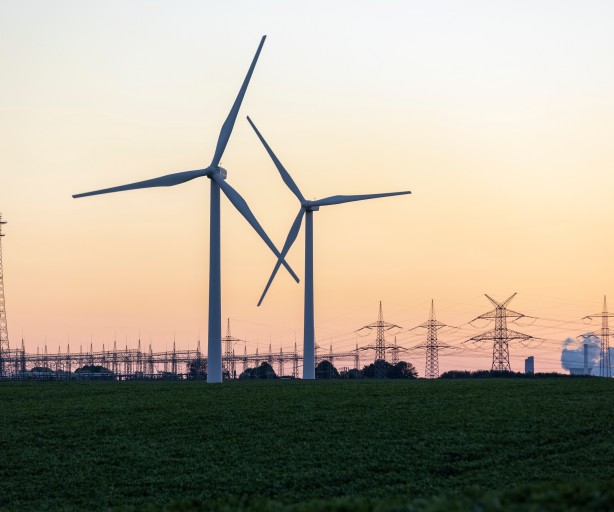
0 379 612 511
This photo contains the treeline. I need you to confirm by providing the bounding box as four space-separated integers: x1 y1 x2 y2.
235 359 419 380
439 369 587 379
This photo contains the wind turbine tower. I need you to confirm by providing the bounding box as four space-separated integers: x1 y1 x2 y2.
0 214 9 378
247 118 410 379
583 296 613 378
467 293 535 372
73 37 297 383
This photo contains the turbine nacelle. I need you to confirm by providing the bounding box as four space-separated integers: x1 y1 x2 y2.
213 166 228 180
302 202 319 211
200 166 227 180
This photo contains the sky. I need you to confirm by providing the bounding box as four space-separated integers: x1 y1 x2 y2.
1 0 614 375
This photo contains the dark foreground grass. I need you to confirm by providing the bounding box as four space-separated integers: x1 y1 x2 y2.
0 379 612 511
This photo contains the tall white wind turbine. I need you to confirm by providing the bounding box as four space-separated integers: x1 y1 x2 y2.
247 116 411 379
73 36 299 383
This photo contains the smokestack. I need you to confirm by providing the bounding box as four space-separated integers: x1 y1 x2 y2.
584 343 588 375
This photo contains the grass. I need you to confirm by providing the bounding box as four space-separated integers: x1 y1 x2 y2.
0 379 612 511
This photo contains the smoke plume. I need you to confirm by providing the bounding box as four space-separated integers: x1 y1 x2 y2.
560 334 600 373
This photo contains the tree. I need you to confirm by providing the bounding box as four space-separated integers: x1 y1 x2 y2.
339 368 362 379
239 362 277 379
187 358 207 380
315 360 339 379
75 365 113 374
74 365 114 380
388 361 418 379
30 366 53 373
363 360 391 378
438 369 569 379
362 360 418 379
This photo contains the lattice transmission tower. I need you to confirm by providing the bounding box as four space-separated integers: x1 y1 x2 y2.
292 341 299 378
467 293 535 372
221 318 242 379
0 214 10 378
583 296 613 378
357 301 401 378
411 300 455 378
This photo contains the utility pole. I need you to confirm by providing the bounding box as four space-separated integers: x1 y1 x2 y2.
411 300 455 378
583 296 613 377
467 293 535 372
0 215 9 378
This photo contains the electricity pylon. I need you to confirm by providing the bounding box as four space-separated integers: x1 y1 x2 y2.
411 300 455 378
0 214 9 378
292 341 299 378
583 296 613 378
467 293 535 372
357 301 401 378
221 318 242 379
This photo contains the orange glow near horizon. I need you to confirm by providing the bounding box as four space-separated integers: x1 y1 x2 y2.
1 2 614 375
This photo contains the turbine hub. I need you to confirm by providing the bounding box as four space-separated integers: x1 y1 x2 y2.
303 201 319 212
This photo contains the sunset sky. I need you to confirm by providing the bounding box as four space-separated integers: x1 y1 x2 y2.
1 1 613 374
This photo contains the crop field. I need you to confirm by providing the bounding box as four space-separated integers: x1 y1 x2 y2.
0 378 613 511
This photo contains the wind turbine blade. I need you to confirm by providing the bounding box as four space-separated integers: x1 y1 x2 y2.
210 36 266 167
258 208 305 306
211 173 300 283
73 169 210 198
312 190 411 207
246 116 305 203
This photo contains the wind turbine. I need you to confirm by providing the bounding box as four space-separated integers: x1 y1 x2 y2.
247 116 411 379
73 36 298 383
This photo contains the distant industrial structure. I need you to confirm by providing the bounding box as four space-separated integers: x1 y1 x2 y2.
0 306 410 381
525 356 534 374
0 336 361 381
